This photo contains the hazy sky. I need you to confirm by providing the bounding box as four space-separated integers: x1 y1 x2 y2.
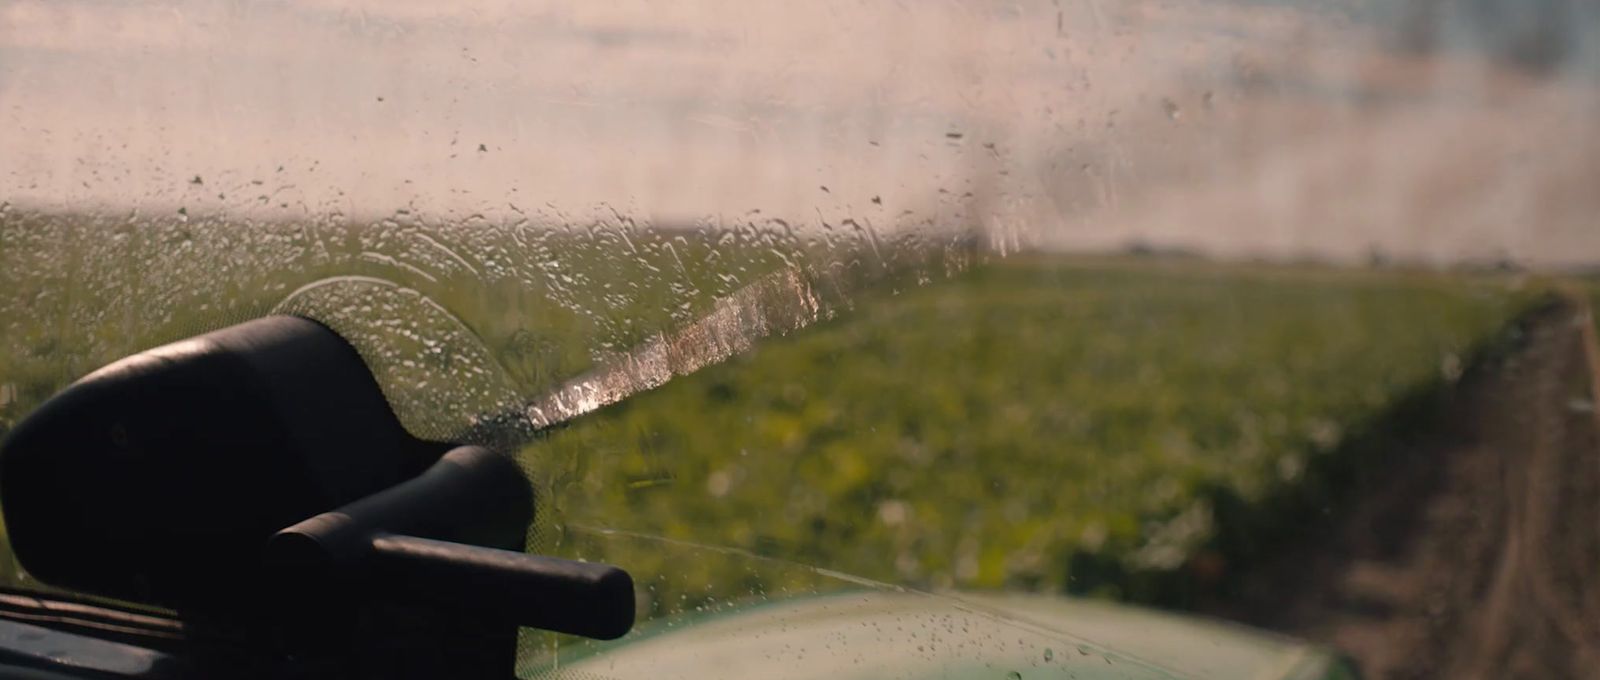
3 0 1597 266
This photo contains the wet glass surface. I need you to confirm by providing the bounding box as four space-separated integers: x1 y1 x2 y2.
2 1 1598 677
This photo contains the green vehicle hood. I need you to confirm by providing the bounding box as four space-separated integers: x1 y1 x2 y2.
528 591 1349 680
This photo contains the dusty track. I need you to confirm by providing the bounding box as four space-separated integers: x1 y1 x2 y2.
1207 295 1600 679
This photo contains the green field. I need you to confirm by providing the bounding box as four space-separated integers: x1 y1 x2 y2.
0 212 1550 643
518 257 1534 642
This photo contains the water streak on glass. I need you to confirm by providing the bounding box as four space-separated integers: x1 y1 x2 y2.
523 266 824 430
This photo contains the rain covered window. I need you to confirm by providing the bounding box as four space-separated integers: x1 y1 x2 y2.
2 1 1598 678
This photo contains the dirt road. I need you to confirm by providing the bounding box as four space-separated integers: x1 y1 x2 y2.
1207 295 1600 678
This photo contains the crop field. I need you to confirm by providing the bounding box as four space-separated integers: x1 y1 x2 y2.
0 213 1552 639
519 257 1538 639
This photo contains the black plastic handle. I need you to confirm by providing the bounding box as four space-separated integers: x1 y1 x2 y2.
368 533 634 640
267 446 635 640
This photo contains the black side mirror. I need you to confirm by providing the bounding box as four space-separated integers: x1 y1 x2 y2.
0 315 633 679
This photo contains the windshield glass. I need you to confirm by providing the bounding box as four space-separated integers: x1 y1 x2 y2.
3 1 1597 678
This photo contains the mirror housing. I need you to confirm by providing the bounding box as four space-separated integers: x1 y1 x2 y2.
0 316 633 679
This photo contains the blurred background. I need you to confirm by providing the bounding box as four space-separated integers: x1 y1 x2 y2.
2 1 1598 678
